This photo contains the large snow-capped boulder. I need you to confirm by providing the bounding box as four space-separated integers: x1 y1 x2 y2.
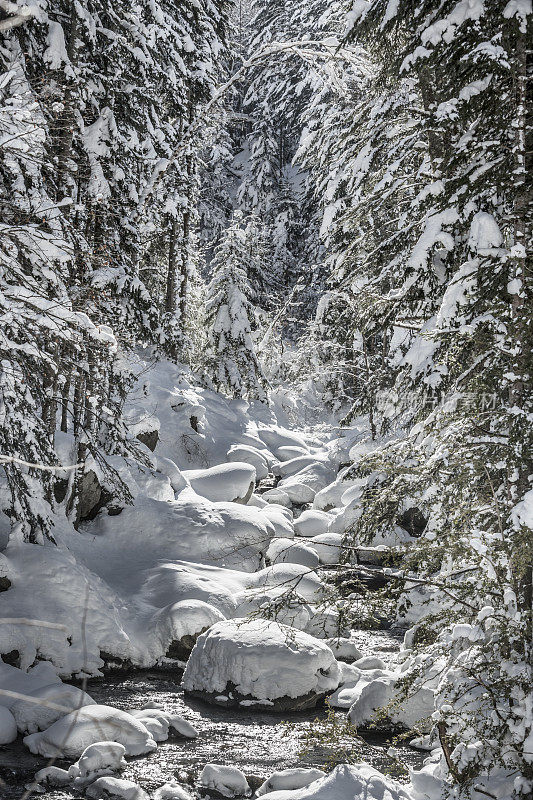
294 510 332 538
11 682 95 734
266 538 320 569
154 599 226 660
257 763 413 800
23 704 157 759
183 463 256 504
227 445 270 480
182 618 341 711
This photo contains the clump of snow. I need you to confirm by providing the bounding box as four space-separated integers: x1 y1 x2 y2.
324 638 363 663
68 741 127 786
0 705 17 743
257 769 326 796
32 766 72 789
199 764 251 798
24 704 157 759
279 462 337 504
85 776 149 800
262 488 292 507
183 462 256 504
305 606 347 639
257 763 413 799
276 446 309 461
346 671 434 731
182 618 340 704
233 587 312 631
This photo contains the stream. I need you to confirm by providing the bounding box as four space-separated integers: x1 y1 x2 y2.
0 630 424 799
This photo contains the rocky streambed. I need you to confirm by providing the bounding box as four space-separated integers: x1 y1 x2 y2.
0 629 424 800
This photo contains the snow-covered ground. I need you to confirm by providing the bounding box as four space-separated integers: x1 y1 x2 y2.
0 354 456 799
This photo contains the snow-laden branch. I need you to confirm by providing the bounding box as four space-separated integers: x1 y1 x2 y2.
0 455 85 471
0 1 37 31
134 38 365 219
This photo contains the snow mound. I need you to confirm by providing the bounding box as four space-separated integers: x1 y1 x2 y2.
0 705 17 744
324 638 363 663
249 563 325 603
23 704 157 759
257 427 309 456
273 455 328 479
305 606 347 639
256 769 326 796
33 766 71 789
227 445 270 479
257 763 413 800
182 618 340 708
199 763 251 798
294 510 332 538
266 538 319 569
85 776 149 800
346 672 434 731
143 563 238 617
68 741 127 786
183 463 256 504
11 682 95 734
275 446 309 462
262 488 292 507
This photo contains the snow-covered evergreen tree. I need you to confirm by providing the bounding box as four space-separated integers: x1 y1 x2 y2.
205 212 267 400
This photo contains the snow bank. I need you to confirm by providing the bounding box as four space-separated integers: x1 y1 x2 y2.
183 462 256 504
257 763 414 799
24 704 157 758
199 764 251 798
182 618 340 707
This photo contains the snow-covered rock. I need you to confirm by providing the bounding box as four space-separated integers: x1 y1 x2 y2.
0 705 17 743
128 708 197 741
293 510 332 538
68 741 127 786
256 769 326 796
199 764 251 798
266 538 319 569
85 776 149 800
347 673 434 731
250 563 325 604
24 704 157 759
154 783 193 800
257 763 413 800
324 638 363 663
260 505 294 539
32 766 72 789
307 532 342 565
305 607 347 639
233 587 312 631
154 599 225 660
273 455 328 479
183 463 256 504
11 682 95 734
278 463 336 505
275 446 309 462
182 618 341 710
257 428 309 456
227 445 270 480
262 488 292 508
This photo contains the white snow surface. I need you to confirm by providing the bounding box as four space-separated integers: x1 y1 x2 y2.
182 618 341 702
85 776 149 800
257 769 326 796
183 462 256 503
